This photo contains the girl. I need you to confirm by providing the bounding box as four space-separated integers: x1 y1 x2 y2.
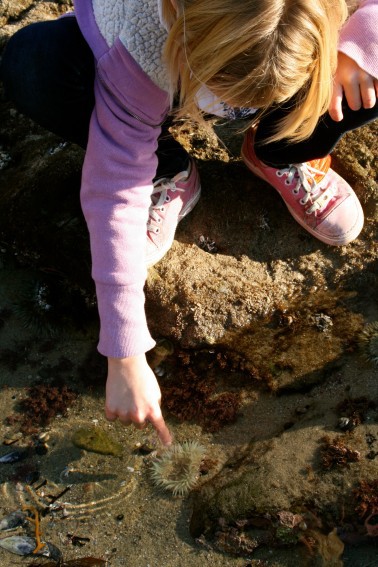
1 0 377 445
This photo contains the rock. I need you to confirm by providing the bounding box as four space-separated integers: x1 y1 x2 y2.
189 424 377 555
0 0 35 27
0 1 72 48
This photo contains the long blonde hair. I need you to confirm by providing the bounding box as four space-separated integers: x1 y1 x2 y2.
162 0 349 143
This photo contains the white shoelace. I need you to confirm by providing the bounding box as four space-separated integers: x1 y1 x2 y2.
147 170 189 234
277 162 336 215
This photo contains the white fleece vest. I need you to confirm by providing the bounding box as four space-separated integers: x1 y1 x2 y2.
92 0 169 90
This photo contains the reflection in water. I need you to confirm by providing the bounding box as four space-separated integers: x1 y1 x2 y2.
1 465 136 521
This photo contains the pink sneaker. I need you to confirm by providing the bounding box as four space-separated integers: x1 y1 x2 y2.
241 127 364 246
146 159 201 266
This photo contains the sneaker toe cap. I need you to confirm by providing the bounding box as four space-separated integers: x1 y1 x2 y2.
317 192 364 245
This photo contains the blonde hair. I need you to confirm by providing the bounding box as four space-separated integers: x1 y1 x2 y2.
162 0 349 143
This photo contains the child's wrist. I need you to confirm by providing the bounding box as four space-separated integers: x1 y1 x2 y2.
108 353 146 369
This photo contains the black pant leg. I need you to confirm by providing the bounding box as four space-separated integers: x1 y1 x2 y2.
254 98 378 167
0 17 96 148
0 16 190 174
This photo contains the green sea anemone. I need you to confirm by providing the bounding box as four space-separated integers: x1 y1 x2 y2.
358 322 378 366
150 441 205 497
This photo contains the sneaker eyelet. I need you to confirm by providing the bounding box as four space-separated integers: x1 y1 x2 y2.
300 198 306 205
284 179 291 185
155 227 160 233
165 196 170 202
292 189 299 195
160 207 165 212
276 171 284 177
157 218 161 223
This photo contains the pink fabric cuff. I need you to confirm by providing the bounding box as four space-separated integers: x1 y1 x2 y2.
338 0 378 78
96 282 156 358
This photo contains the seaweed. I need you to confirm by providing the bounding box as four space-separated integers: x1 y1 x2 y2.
7 382 77 434
320 435 361 470
353 479 378 518
160 348 248 431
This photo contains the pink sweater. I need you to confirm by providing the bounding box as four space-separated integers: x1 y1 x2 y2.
74 0 378 360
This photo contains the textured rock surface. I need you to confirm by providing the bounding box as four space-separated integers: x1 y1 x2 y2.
1 14 377 390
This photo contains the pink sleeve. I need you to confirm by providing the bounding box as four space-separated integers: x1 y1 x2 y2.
338 0 378 78
80 39 170 358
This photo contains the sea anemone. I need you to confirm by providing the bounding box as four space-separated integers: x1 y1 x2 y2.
150 441 205 496
358 322 378 366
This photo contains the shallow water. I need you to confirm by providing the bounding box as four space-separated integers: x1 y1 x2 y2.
0 255 377 566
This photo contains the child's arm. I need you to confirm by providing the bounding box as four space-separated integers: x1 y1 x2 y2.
329 0 378 120
79 40 171 442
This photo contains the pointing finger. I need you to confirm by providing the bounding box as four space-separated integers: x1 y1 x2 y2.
329 82 343 122
360 76 376 109
105 407 118 422
149 414 172 446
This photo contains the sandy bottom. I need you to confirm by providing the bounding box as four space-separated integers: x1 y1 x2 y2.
0 255 377 567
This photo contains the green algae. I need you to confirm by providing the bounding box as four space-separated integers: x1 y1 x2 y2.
72 427 123 457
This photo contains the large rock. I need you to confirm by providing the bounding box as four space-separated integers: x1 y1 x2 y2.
0 1 377 396
188 412 378 561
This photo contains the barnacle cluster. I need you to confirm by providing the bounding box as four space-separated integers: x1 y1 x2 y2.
150 441 205 496
358 321 378 366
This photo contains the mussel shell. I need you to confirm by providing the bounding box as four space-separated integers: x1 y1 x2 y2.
44 541 63 561
0 535 37 556
0 536 62 560
0 450 29 463
0 510 27 531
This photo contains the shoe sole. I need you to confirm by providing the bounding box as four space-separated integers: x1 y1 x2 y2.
241 146 364 246
146 185 201 267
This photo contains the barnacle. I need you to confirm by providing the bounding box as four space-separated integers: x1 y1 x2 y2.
358 321 378 366
150 441 205 496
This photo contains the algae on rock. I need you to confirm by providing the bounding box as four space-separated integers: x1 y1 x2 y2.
72 427 123 457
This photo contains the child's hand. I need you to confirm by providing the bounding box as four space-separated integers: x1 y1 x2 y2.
329 52 378 121
105 354 172 446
